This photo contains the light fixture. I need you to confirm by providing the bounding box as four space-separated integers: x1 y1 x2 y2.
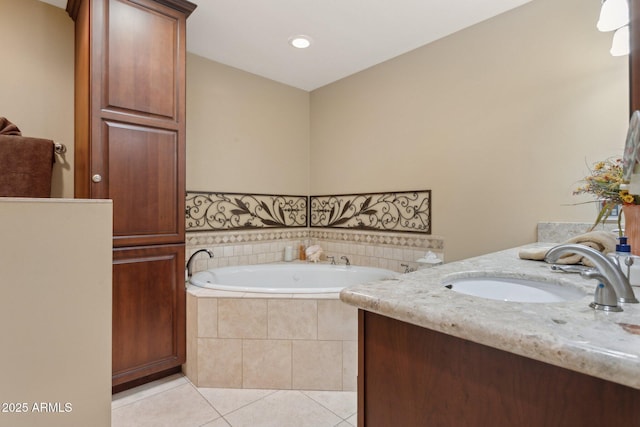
597 0 629 32
288 35 312 49
597 0 630 56
611 25 630 56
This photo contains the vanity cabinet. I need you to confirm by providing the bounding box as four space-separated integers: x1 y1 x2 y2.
358 310 640 427
67 0 196 390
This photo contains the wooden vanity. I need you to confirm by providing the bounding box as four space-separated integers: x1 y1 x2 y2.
341 247 640 426
358 311 639 426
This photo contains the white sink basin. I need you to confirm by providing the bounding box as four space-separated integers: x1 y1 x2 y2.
443 277 586 303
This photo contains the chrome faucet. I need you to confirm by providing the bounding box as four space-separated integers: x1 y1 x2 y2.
327 256 336 265
545 244 638 310
401 263 416 273
186 248 214 279
341 256 350 266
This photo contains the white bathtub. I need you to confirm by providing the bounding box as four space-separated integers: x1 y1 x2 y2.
189 263 398 293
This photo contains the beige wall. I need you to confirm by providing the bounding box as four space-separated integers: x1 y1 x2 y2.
1 0 631 262
186 53 310 195
0 0 74 198
0 198 112 427
310 0 629 261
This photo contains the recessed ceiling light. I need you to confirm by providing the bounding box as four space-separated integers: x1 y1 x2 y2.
289 35 312 49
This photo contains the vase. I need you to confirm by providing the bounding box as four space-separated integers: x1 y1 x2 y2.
623 204 640 256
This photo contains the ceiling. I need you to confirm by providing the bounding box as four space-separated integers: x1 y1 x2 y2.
41 0 532 91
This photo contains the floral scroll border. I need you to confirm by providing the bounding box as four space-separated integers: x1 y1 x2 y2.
186 191 308 232
186 190 431 234
310 190 431 234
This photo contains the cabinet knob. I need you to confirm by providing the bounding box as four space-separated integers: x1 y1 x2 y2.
92 174 102 183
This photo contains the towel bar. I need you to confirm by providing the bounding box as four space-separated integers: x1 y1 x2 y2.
54 142 67 154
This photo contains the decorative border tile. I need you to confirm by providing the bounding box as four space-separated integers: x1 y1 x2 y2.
310 190 431 234
186 191 308 232
187 229 310 246
309 229 442 250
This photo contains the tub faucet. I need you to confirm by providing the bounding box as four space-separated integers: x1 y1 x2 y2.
544 244 638 308
401 263 416 273
187 248 214 279
327 256 336 265
341 256 350 266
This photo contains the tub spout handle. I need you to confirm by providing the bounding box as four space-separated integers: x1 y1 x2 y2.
187 249 214 279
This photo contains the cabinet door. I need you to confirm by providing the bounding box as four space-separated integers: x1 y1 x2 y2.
112 244 185 387
80 0 187 246
105 121 183 247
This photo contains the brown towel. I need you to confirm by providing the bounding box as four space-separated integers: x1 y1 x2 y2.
0 135 54 197
0 117 22 136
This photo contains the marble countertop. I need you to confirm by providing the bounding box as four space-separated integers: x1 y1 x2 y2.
340 245 640 390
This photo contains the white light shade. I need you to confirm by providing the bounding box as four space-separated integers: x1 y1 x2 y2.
597 0 629 32
610 25 630 56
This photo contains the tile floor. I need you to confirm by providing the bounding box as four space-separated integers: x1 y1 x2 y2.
112 374 357 427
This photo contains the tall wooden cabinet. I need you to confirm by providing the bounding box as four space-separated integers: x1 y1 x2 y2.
67 0 196 391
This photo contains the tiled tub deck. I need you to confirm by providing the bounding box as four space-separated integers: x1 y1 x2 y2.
185 287 357 391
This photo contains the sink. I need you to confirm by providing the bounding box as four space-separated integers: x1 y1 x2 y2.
443 277 586 303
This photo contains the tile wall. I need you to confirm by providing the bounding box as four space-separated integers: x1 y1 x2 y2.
185 288 358 391
187 228 444 274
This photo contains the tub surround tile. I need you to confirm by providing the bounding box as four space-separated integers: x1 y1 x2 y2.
187 228 445 276
198 339 243 388
218 299 267 339
340 245 640 390
318 300 357 341
185 293 198 381
187 288 358 391
292 341 343 390
341 341 358 392
198 298 218 338
268 299 318 340
242 340 292 389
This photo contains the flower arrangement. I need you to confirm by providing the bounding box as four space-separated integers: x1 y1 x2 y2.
573 158 640 230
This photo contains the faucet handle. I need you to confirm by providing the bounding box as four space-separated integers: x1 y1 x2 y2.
581 270 623 312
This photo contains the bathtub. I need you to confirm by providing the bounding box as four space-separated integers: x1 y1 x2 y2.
189 263 398 293
186 263 398 390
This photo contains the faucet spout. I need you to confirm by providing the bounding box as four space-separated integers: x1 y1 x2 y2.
544 244 638 304
187 248 214 279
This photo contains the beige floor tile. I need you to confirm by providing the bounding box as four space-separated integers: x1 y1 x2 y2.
201 417 232 427
223 390 342 427
111 383 221 427
197 387 277 415
346 412 357 426
111 373 187 409
302 390 357 419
